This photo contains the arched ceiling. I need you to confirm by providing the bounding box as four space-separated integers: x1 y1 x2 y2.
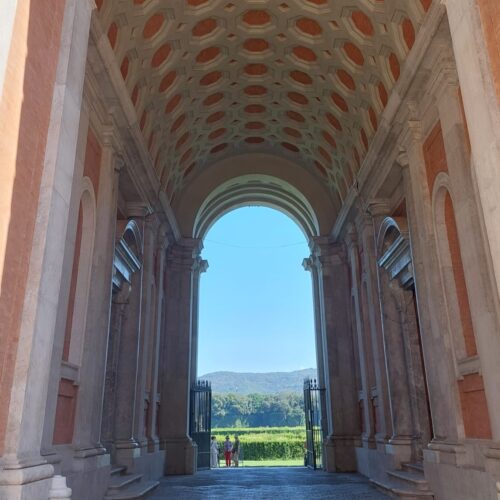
95 0 432 209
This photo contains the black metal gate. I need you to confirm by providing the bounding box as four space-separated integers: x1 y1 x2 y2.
189 380 212 470
304 378 325 470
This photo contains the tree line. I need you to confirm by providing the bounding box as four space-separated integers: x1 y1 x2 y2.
212 392 305 427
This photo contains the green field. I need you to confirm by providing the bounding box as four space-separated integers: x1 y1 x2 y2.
212 426 306 463
241 459 304 467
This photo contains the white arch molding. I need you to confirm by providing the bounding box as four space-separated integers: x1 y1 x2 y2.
431 172 468 370
193 174 320 241
68 176 97 367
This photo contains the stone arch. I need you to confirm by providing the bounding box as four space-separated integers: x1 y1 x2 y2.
377 216 409 259
174 153 337 238
193 174 320 241
120 219 143 259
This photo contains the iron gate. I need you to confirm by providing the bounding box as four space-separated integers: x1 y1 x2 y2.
304 378 325 470
189 380 212 470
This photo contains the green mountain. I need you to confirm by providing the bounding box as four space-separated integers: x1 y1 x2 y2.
198 368 317 394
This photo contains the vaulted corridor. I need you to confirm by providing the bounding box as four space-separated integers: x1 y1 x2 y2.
1 1 500 499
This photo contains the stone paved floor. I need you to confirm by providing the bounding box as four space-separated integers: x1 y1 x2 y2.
150 466 389 499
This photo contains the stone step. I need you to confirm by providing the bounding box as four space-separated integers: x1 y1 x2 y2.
108 473 143 490
110 466 127 476
371 478 434 499
388 470 429 491
402 463 424 474
104 480 159 500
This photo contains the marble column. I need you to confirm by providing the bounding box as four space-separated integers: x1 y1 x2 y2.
112 215 146 468
399 122 463 449
132 214 157 452
361 205 393 444
159 239 203 475
344 228 376 449
303 255 330 445
377 269 415 463
0 1 92 498
190 258 209 385
309 238 359 472
145 229 169 452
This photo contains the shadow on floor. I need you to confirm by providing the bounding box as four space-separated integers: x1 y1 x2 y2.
150 466 389 500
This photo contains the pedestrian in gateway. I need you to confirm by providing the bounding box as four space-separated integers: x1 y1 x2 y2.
232 435 240 467
210 436 220 468
223 435 232 467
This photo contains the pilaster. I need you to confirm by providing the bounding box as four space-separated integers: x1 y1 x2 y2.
355 208 392 445
71 137 123 461
190 257 209 385
112 206 148 468
343 227 376 449
399 119 464 451
159 239 203 475
434 79 500 440
133 213 158 453
308 237 359 472
0 2 93 498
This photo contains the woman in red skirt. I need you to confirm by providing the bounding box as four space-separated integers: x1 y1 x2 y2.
223 435 233 467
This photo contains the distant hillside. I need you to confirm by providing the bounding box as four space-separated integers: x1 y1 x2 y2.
199 368 317 394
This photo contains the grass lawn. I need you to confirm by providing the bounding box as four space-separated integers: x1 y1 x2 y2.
239 458 304 467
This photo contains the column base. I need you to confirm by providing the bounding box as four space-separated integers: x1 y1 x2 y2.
0 459 54 500
163 437 197 475
73 445 108 459
361 433 377 450
147 437 161 453
324 435 358 472
114 439 141 469
385 436 413 465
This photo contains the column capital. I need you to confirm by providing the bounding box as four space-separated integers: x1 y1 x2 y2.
127 202 153 218
302 256 315 273
395 148 410 170
365 199 391 218
156 222 171 251
309 236 347 268
194 258 209 275
343 224 359 253
166 238 204 271
114 153 126 174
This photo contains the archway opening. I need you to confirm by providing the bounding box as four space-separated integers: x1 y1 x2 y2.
198 206 317 468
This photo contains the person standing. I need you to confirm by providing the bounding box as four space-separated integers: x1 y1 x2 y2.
223 435 232 467
232 435 240 467
210 436 219 468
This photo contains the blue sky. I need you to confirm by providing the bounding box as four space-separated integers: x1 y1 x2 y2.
198 206 316 375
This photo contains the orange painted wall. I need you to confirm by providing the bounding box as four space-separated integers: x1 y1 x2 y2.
458 373 492 439
0 0 65 455
444 193 477 357
52 378 78 444
423 122 448 191
62 205 83 361
477 0 500 103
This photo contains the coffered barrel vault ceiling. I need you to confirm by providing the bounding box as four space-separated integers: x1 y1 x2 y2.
95 0 432 206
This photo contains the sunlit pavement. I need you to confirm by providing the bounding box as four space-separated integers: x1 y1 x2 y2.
150 466 389 499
